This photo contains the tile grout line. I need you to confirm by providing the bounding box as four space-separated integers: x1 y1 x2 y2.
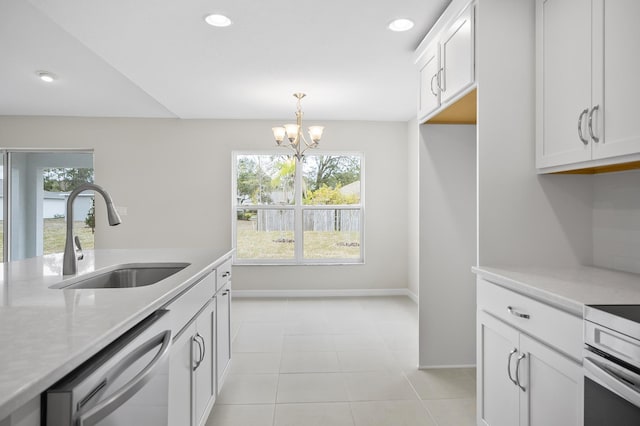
400 367 441 426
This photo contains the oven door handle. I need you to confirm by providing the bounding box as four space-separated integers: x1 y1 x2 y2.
584 353 640 409
76 329 172 426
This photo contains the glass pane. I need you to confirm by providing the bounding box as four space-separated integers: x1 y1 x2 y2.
42 167 95 255
9 152 94 261
303 209 361 259
236 155 296 205
302 155 361 205
236 208 295 259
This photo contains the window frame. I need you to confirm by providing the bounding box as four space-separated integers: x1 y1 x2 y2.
232 150 365 265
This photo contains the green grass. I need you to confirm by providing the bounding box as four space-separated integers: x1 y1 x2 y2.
236 219 360 260
0 218 94 260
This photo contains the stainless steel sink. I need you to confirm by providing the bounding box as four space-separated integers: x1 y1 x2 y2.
52 263 190 289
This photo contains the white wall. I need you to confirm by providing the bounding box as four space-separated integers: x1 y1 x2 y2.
419 124 476 367
0 117 409 291
477 0 593 268
593 170 640 273
407 117 420 300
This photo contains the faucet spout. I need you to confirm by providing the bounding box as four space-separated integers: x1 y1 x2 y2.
63 183 121 275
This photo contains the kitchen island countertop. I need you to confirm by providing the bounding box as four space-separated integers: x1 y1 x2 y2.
0 248 232 420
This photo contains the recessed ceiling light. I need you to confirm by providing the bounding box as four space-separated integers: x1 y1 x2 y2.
36 71 56 83
204 14 232 27
388 18 415 32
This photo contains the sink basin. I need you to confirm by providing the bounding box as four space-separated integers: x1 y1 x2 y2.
52 263 190 289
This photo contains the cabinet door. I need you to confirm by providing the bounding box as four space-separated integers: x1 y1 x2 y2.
536 0 592 168
216 284 232 391
440 4 474 104
591 0 640 159
194 300 215 426
519 334 583 426
168 322 196 426
418 44 441 120
478 311 520 426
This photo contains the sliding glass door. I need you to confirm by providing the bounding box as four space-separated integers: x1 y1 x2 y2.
3 150 94 262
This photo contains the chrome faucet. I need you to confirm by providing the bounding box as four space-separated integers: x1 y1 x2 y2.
63 183 122 275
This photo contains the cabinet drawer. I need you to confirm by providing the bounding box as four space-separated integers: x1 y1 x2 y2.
477 278 582 360
216 258 232 292
165 271 215 335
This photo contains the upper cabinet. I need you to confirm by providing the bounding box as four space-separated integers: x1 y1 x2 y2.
536 0 640 173
415 2 476 124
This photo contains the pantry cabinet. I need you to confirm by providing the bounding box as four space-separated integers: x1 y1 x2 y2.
477 278 583 426
536 0 640 172
415 1 475 123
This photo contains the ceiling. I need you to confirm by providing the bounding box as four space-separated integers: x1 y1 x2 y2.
0 0 450 121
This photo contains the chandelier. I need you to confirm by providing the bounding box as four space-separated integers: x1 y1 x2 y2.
272 93 324 161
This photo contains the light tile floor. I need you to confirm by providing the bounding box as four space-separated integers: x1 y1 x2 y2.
206 296 476 426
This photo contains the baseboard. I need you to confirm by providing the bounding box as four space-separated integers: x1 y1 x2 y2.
406 289 418 304
232 288 416 299
419 364 477 370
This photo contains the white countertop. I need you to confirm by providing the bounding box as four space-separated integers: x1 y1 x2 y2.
0 248 232 420
473 265 640 316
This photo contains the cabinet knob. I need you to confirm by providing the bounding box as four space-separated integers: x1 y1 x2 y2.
222 271 231 278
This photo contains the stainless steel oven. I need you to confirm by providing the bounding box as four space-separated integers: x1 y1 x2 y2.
46 310 172 426
584 305 640 426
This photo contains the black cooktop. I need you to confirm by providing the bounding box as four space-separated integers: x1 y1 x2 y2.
589 305 640 324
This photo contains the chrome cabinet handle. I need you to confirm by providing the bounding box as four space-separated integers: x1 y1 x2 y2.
515 353 526 391
578 108 589 145
588 105 600 143
437 68 444 92
430 74 438 96
507 306 530 319
197 333 206 365
507 348 518 386
222 271 231 278
192 334 203 371
78 330 172 426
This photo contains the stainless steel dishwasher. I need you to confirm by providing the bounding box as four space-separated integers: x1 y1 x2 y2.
46 309 172 426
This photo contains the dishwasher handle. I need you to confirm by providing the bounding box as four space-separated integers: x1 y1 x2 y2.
76 329 172 426
584 351 640 409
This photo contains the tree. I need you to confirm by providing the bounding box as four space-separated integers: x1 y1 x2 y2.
304 156 360 192
43 168 94 192
272 157 296 203
236 156 273 204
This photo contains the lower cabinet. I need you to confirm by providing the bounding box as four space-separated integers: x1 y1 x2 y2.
216 283 231 392
168 298 216 426
477 279 583 426
168 259 232 426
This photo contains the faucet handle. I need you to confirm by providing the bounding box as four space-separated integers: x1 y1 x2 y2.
74 236 84 261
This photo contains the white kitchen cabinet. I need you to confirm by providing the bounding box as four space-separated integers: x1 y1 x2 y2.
417 44 441 120
415 1 475 123
168 299 216 426
440 4 475 104
216 283 231 392
519 334 583 426
477 279 583 426
478 312 520 426
168 321 196 426
536 0 640 172
194 300 216 426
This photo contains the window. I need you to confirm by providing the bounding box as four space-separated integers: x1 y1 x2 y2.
1 150 94 262
233 152 363 264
